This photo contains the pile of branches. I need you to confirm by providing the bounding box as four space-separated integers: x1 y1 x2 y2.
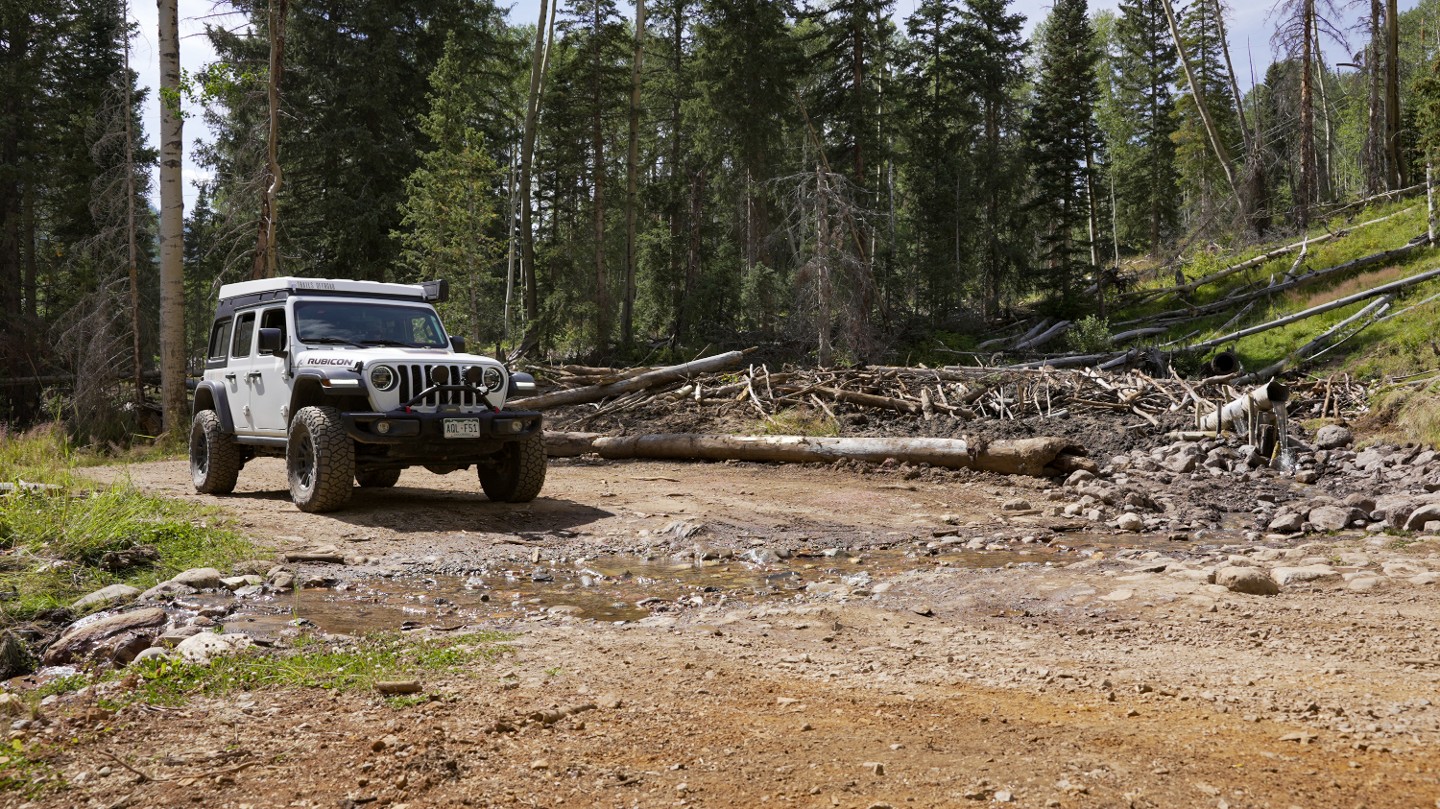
518 353 1367 433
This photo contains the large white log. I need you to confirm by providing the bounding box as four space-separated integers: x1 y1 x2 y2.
545 432 1086 477
511 350 749 410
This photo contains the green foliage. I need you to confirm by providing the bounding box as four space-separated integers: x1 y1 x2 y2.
1068 315 1112 353
130 632 510 706
0 431 260 625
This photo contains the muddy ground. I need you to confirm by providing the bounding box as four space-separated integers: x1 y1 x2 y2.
12 431 1440 808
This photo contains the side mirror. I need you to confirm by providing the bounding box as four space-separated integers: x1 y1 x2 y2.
449 335 466 352
257 327 286 356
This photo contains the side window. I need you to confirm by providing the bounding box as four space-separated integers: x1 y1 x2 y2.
259 307 287 353
207 318 233 362
232 312 256 358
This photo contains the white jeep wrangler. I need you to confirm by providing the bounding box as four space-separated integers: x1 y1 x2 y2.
188 276 544 512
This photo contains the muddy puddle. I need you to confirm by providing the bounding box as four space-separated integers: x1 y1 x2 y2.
221 530 1234 638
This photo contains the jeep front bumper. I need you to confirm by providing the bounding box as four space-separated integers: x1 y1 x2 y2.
340 409 543 445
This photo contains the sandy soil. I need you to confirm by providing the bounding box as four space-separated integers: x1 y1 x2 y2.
13 455 1440 808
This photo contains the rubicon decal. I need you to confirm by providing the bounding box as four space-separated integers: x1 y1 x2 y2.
305 357 351 365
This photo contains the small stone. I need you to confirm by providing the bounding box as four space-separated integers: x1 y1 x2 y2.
1270 564 1340 586
71 584 143 611
1001 498 1031 512
372 734 400 752
1267 512 1304 533
376 680 422 695
862 761 885 776
530 759 550 770
993 790 1014 803
175 632 251 665
1116 513 1144 532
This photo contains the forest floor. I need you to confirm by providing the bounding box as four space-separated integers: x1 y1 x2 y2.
12 407 1440 809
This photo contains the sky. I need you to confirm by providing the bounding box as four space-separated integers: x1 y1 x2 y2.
129 0 1417 210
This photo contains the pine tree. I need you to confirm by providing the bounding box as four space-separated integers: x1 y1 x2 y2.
1024 0 1102 310
1109 0 1179 251
956 0 1027 315
1173 0 1241 232
395 35 505 347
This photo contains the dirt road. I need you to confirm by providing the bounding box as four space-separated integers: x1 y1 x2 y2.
21 456 1440 807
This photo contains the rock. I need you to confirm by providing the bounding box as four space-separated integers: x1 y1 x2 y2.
219 575 264 591
741 548 781 565
1293 470 1320 485
1267 512 1305 534
1346 576 1386 592
1343 493 1377 513
42 607 168 667
0 632 31 679
98 546 159 572
131 647 171 665
1314 425 1354 450
0 693 23 716
1215 566 1279 596
71 584 141 611
1410 572 1440 586
281 546 346 564
170 567 223 590
1404 503 1440 532
138 581 198 602
1162 454 1197 474
1270 564 1340 586
1307 506 1361 532
175 632 252 665
1381 561 1426 578
269 571 297 592
157 626 204 647
1065 470 1096 487
1001 498 1032 512
1116 513 1144 532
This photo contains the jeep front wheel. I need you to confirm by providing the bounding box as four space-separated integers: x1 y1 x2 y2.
189 410 241 494
478 432 546 503
287 406 355 512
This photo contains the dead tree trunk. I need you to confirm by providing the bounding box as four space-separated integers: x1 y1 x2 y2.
1386 0 1405 188
1160 0 1239 202
157 0 186 433
252 0 286 279
1297 0 1317 230
621 0 645 348
520 0 553 323
511 349 749 410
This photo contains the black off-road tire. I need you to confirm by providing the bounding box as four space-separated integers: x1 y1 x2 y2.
287 406 355 512
189 410 241 494
355 468 402 488
478 431 547 503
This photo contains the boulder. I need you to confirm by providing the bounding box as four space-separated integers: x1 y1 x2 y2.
1306 505 1362 532
139 581 199 602
42 607 168 667
71 584 141 611
1116 513 1144 532
1267 512 1305 534
175 632 252 666
1314 425 1353 450
1215 566 1279 596
1404 503 1440 532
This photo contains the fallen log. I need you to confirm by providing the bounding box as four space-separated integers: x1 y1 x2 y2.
511 350 750 410
544 432 1086 477
1233 295 1394 385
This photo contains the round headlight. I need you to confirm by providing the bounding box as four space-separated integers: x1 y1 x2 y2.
369 365 396 391
482 366 503 391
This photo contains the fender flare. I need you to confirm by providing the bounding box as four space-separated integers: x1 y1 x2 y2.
192 381 235 434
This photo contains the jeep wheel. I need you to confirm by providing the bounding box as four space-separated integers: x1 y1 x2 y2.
287 406 355 512
356 468 402 488
189 410 241 494
478 431 546 503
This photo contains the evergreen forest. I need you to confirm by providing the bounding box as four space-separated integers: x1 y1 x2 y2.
6 0 1440 437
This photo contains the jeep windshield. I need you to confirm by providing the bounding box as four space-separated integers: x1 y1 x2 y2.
294 300 448 349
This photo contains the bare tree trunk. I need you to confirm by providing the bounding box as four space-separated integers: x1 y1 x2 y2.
1311 11 1334 202
122 1 142 409
1297 0 1316 229
1386 0 1405 188
252 0 286 279
1364 0 1387 195
815 166 832 367
590 0 609 348
1086 144 1103 317
519 0 552 323
503 149 518 340
1428 162 1436 244
622 0 645 349
158 0 187 433
1159 0 1239 202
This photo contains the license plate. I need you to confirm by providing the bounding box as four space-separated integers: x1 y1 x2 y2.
443 418 480 439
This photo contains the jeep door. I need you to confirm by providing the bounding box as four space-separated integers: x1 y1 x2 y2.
248 306 290 434
226 311 259 434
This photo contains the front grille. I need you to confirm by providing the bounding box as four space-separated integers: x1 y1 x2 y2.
395 363 481 408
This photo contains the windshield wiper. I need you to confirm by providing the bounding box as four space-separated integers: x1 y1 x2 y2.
360 338 423 347
301 336 363 347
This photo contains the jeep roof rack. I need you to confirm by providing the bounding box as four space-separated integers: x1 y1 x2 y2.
213 276 451 318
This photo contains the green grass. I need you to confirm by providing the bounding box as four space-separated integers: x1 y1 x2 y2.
129 631 511 706
0 738 62 799
0 427 262 625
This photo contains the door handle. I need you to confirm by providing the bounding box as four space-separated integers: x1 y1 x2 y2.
224 373 237 381
247 372 263 380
